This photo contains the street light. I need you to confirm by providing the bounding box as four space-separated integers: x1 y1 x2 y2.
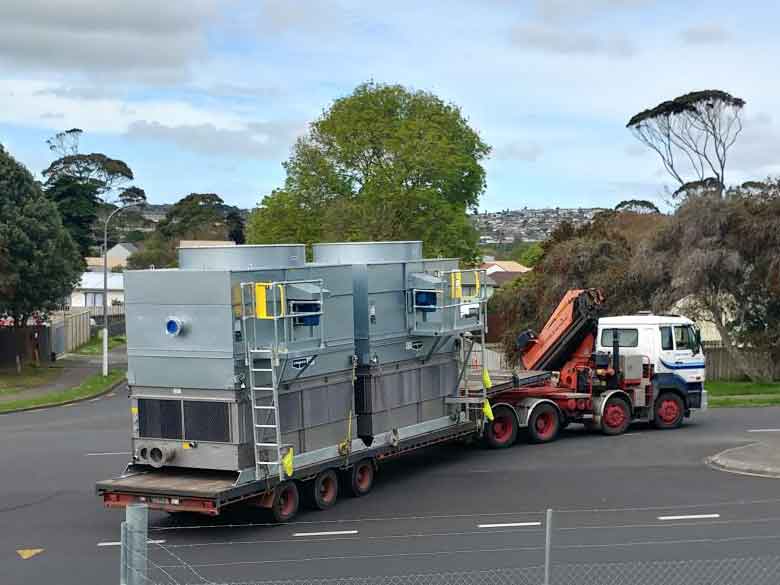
102 202 141 377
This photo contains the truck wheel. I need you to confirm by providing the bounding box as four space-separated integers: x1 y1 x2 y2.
271 481 299 523
528 403 560 443
654 392 684 429
485 405 518 448
601 396 631 436
344 459 374 497
308 469 339 510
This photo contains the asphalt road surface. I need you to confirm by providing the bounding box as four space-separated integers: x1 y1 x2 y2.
3 392 780 584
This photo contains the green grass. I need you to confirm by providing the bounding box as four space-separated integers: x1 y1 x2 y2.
707 380 780 407
0 365 62 396
76 335 127 355
0 369 126 413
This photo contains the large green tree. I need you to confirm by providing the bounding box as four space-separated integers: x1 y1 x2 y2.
42 129 145 254
247 82 490 262
0 144 82 327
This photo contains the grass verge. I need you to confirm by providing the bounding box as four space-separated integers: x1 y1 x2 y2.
0 369 126 413
0 365 62 396
76 335 127 355
707 380 780 408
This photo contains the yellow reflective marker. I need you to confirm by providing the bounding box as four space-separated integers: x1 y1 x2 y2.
474 271 480 297
450 271 463 299
482 399 494 422
482 367 493 389
17 549 44 560
182 442 191 450
130 406 138 415
281 447 294 477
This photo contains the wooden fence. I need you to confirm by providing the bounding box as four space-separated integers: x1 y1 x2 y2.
703 344 779 381
49 309 92 355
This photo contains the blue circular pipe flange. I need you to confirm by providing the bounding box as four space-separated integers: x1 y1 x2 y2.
165 317 184 336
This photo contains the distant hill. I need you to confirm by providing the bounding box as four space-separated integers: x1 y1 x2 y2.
472 207 608 243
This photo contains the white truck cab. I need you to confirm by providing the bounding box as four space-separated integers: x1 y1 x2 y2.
596 313 707 411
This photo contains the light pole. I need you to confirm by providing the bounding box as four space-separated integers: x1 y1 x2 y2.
102 203 139 377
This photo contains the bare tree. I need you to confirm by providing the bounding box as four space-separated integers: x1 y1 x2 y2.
627 90 745 195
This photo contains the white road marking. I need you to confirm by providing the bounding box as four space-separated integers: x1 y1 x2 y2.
478 522 542 529
292 530 358 537
85 452 131 456
747 429 780 433
98 540 165 547
88 398 102 402
657 514 720 521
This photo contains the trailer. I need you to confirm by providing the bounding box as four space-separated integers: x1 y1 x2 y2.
97 267 706 522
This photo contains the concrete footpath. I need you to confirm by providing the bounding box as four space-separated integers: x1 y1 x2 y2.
708 435 780 478
0 346 127 405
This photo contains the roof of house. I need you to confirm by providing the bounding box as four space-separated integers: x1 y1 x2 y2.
490 271 528 286
480 260 532 273
178 240 236 248
76 272 124 291
112 242 138 254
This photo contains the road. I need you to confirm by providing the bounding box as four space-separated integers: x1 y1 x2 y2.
3 394 780 584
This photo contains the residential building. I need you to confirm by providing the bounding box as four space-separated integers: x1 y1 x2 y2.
69 272 124 308
84 242 138 272
480 260 532 276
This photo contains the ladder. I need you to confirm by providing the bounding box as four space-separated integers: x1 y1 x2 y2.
239 278 326 482
248 347 285 481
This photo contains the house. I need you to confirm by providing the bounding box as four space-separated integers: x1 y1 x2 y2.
480 260 532 276
84 242 139 272
69 272 124 308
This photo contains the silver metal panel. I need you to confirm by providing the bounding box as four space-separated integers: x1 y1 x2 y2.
312 241 422 263
179 244 305 270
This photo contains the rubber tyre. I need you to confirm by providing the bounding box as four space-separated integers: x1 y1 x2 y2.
601 396 631 436
308 469 339 511
271 481 299 523
344 459 374 497
528 403 560 444
653 392 685 429
485 405 518 448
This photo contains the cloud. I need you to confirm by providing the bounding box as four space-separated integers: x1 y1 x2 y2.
680 24 732 45
0 0 220 80
510 24 636 57
34 86 117 100
495 141 543 162
125 120 304 160
39 112 64 120
536 0 653 22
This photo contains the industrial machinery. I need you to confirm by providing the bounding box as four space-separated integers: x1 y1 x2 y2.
98 255 705 523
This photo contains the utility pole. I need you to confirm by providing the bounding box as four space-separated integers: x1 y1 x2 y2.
102 203 139 377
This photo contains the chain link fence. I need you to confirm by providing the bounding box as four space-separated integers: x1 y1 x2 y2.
120 504 780 585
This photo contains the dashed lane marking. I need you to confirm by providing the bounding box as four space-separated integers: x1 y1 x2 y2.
478 522 542 529
97 540 166 547
658 514 720 521
292 530 358 537
17 549 44 560
85 452 131 456
747 429 780 433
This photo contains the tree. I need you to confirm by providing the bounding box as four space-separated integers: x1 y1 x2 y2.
627 90 745 194
43 129 144 253
615 199 660 214
247 82 490 262
0 144 82 330
127 193 237 269
648 185 780 381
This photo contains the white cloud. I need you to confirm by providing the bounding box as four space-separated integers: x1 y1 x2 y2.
510 24 636 57
125 120 304 160
680 24 732 45
536 0 654 22
0 0 220 80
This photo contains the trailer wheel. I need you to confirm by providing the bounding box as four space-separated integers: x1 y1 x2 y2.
271 481 299 523
345 459 374 497
485 405 518 448
528 403 560 443
653 392 684 429
308 469 339 510
601 396 631 436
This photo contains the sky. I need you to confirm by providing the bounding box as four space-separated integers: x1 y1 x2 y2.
1 0 779 212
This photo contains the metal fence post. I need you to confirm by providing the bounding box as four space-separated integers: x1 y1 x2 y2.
544 508 553 585
120 521 128 585
126 503 148 585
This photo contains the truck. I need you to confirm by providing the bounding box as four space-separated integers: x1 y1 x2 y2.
97 287 707 522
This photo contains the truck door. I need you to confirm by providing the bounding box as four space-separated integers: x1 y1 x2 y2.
658 324 705 383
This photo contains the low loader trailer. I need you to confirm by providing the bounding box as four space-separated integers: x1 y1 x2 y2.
97 288 707 522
